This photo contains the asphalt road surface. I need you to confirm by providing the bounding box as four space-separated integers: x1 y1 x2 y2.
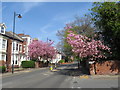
1 63 119 89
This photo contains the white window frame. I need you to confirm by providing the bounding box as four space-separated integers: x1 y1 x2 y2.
16 43 19 51
15 55 18 65
19 44 22 52
12 41 16 51
2 39 7 50
0 25 5 34
1 54 6 61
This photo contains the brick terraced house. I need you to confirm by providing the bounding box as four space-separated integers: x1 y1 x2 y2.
0 23 31 72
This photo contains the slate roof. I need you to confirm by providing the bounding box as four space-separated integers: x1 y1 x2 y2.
0 31 23 42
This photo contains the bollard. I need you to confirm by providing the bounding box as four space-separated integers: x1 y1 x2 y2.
50 65 53 71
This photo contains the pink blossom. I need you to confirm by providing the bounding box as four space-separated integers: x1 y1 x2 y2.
67 30 111 61
28 40 56 61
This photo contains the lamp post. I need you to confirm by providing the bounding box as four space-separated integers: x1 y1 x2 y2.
12 12 22 74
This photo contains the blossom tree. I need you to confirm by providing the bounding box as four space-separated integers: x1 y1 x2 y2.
67 30 111 73
67 30 111 61
28 39 56 61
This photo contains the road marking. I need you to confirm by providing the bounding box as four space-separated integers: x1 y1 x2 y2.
43 74 49 76
21 71 31 72
80 75 89 79
51 69 59 72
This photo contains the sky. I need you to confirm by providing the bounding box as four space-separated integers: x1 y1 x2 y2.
2 2 93 46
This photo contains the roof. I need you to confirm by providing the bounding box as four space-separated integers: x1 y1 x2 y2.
0 23 23 42
0 31 23 42
17 33 24 36
0 23 7 28
18 33 30 37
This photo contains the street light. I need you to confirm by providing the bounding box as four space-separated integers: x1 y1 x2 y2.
12 12 22 74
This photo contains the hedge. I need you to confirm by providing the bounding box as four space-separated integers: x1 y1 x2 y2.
21 61 35 68
0 66 6 73
59 59 65 63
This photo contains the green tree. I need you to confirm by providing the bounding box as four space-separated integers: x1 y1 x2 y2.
70 15 95 38
56 15 95 62
56 28 74 62
90 2 120 59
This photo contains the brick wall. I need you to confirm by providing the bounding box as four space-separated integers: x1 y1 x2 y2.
6 39 12 72
90 60 120 75
0 60 6 66
22 41 27 53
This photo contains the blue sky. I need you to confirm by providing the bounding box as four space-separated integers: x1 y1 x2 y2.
2 2 93 46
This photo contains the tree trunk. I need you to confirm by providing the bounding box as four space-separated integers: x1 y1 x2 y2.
86 60 90 75
78 60 80 69
93 62 96 74
47 60 49 67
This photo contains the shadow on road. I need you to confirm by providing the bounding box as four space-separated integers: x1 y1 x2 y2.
56 63 89 76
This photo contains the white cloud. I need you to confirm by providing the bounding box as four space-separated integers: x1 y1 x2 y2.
40 24 52 34
39 23 58 42
22 2 41 15
52 10 79 24
39 24 52 40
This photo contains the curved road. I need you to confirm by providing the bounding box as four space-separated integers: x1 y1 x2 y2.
1 63 119 89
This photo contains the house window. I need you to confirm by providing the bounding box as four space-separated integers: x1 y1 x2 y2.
1 26 5 33
13 42 15 51
2 54 6 60
23 45 26 53
0 25 5 34
15 55 18 64
24 38 27 42
2 39 7 49
19 45 22 52
12 60 14 64
15 60 17 64
16 43 18 51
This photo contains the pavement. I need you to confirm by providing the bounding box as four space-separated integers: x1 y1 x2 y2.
0 67 48 78
0 63 119 89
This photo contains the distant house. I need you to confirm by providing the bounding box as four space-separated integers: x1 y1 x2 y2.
18 33 32 61
51 49 62 63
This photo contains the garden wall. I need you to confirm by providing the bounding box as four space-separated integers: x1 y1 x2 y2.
35 61 49 68
90 60 120 75
0 60 5 66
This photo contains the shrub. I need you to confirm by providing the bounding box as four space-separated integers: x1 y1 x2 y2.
69 59 73 62
21 61 35 68
59 59 65 63
0 66 6 73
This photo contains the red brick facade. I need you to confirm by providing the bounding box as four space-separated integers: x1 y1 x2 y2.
0 60 6 66
18 34 27 54
6 39 12 72
90 60 120 75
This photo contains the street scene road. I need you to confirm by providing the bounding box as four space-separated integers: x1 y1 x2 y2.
1 63 119 89
1 2 120 90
